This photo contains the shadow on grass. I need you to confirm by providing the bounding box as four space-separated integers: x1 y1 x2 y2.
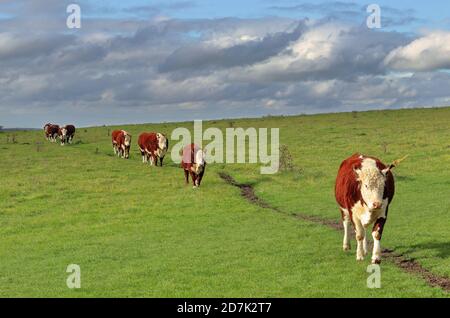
399 241 450 259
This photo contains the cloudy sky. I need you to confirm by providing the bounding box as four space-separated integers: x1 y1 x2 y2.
1 0 450 127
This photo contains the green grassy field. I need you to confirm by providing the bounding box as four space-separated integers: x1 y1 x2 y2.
0 107 449 297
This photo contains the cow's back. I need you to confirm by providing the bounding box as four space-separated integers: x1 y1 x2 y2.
112 130 123 143
66 125 76 135
138 132 157 150
335 154 364 210
181 143 200 170
49 124 60 135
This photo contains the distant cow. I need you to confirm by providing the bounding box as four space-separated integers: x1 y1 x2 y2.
335 153 402 264
181 143 206 188
138 132 169 166
44 123 60 142
59 125 76 145
112 130 132 159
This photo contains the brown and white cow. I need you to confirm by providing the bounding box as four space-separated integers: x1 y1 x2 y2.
181 143 206 188
112 130 132 159
44 123 60 142
59 125 76 145
335 153 399 264
137 132 169 166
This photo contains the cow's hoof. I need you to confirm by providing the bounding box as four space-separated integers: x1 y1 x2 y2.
371 259 381 265
356 255 365 261
343 245 351 251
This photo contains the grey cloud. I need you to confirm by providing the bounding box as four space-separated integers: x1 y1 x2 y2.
158 21 308 73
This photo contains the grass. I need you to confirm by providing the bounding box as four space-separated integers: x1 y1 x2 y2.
0 107 449 297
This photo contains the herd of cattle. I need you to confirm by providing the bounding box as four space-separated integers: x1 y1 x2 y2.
43 125 206 189
43 123 405 264
44 123 76 145
112 129 206 188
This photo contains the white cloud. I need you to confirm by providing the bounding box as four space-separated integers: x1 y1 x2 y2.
385 32 450 71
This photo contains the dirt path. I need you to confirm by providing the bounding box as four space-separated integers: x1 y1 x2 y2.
218 172 450 293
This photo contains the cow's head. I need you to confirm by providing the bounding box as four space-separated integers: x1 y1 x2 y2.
156 133 168 156
354 158 394 212
59 127 67 143
123 133 132 158
192 149 206 175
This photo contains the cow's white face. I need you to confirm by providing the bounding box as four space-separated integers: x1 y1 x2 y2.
156 133 167 149
124 133 131 147
194 149 205 174
60 128 67 142
355 159 387 212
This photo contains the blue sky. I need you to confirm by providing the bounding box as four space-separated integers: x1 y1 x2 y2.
1 1 450 127
89 0 450 27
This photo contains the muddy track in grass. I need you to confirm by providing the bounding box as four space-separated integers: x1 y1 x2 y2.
218 172 450 293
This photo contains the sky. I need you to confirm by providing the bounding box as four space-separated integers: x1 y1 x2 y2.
1 0 450 127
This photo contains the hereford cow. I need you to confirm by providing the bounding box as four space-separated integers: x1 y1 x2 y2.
138 132 169 166
59 125 76 145
181 143 206 188
43 123 52 140
335 153 403 264
44 124 60 142
112 130 132 159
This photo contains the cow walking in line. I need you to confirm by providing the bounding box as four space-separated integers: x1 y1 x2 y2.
335 153 405 264
181 143 206 188
44 123 60 142
59 125 76 145
138 132 169 166
112 130 132 159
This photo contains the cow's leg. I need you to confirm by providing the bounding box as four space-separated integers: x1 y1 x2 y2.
160 157 164 167
341 208 351 251
184 170 189 184
140 148 145 163
190 172 197 188
197 167 205 187
371 217 387 264
354 218 366 261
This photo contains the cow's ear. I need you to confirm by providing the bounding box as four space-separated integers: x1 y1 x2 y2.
353 166 361 179
381 165 394 176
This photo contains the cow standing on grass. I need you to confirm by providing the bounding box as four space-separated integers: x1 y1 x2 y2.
44 123 60 142
335 153 404 264
181 143 206 188
112 130 132 159
138 132 169 166
59 125 76 145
